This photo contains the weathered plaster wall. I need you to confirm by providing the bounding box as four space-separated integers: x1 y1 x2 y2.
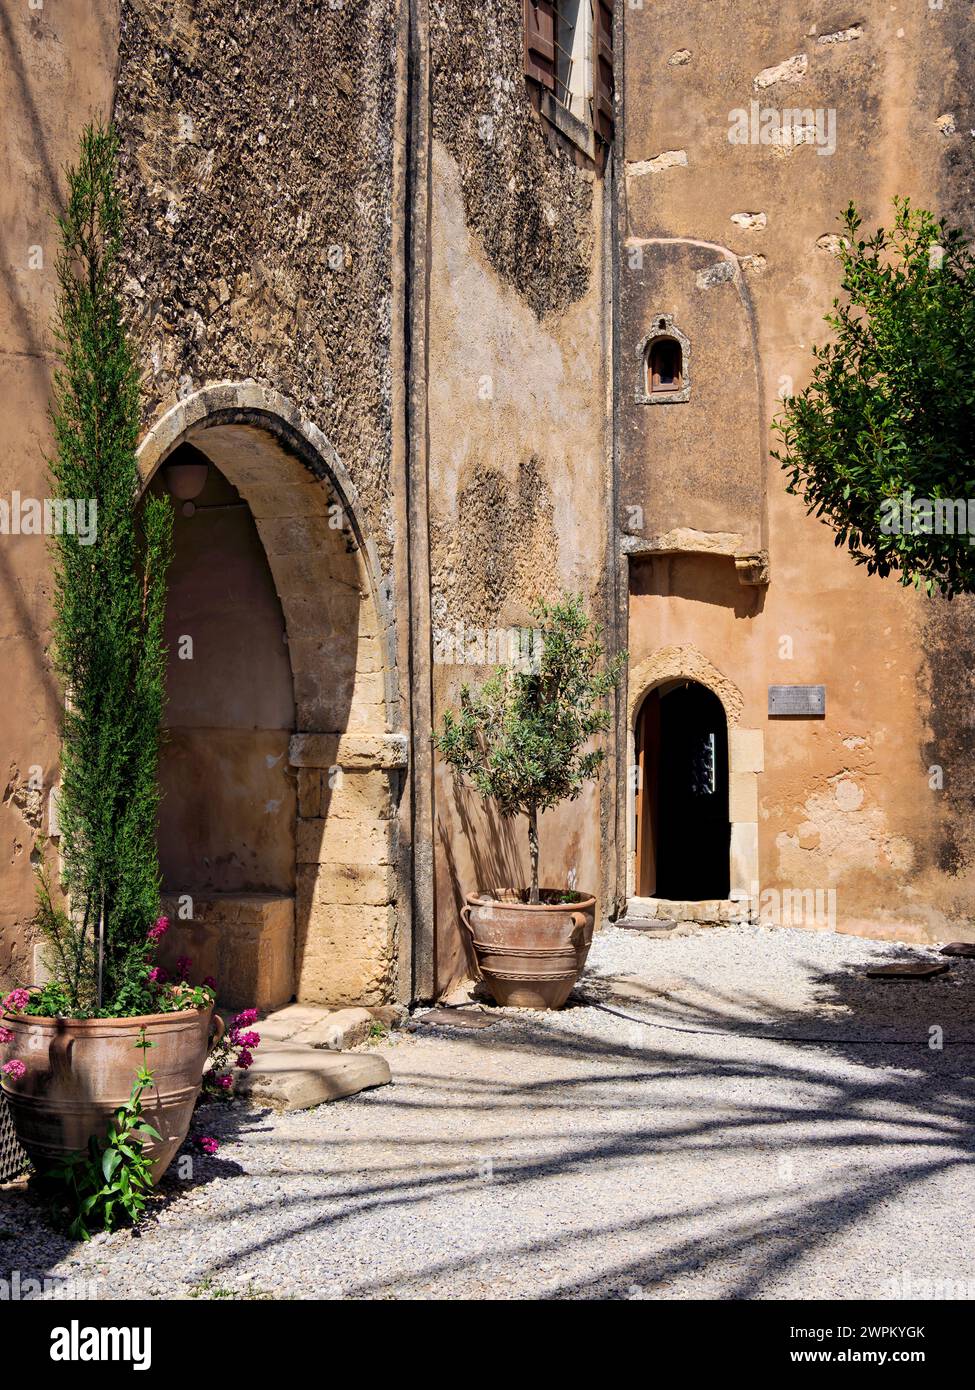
114 0 399 569
621 2 975 942
0 1 121 986
427 1 611 990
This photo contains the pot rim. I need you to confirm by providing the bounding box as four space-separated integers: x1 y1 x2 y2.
466 890 596 912
2 1004 212 1029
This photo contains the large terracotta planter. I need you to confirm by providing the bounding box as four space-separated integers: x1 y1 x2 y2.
462 891 596 1009
0 1006 222 1184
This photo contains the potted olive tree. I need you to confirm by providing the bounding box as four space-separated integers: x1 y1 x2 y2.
0 124 222 1216
436 595 625 1008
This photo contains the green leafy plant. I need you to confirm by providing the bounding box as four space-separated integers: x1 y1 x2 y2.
42 119 173 1012
42 1030 161 1241
773 198 975 598
435 594 625 902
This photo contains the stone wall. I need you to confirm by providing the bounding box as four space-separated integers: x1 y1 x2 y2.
114 0 399 568
619 1 975 943
427 3 613 988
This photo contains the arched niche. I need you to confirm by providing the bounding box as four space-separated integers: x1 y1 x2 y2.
137 385 407 1010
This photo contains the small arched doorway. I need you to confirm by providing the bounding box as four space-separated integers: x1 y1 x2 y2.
635 679 730 900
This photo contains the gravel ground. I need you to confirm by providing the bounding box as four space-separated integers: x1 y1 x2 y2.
2 923 974 1300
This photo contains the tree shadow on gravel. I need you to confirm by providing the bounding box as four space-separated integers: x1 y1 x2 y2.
0 1098 269 1283
154 946 975 1300
5 943 972 1300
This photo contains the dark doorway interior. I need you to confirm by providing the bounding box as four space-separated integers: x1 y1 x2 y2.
635 680 730 900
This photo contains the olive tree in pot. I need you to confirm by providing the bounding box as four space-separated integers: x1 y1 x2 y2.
0 124 228 1234
436 595 625 1009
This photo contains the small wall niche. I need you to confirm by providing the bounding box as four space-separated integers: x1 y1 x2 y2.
636 314 691 404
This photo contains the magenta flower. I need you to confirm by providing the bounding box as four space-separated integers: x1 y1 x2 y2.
214 1073 233 1090
236 1030 261 1049
198 1136 219 1156
233 1009 258 1028
148 965 168 984
3 989 31 1014
1 1059 26 1080
175 955 192 980
147 915 169 942
0 1025 13 1046
235 1048 254 1070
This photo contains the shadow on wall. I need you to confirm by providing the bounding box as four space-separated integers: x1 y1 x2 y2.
436 779 526 983
630 552 766 620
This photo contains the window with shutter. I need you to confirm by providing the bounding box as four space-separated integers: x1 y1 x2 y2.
592 0 614 144
524 0 556 91
523 0 614 151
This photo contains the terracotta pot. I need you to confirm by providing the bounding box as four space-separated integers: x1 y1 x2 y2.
462 891 596 1009
0 1006 224 1184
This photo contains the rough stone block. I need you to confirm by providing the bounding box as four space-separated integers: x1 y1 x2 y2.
300 1006 374 1050
325 769 395 820
729 771 759 823
294 903 397 1005
297 816 393 866
730 821 759 895
298 860 397 907
297 768 322 819
235 1042 391 1110
730 727 765 774
158 893 295 1013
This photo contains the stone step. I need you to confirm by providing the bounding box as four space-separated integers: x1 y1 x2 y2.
236 1040 391 1110
255 1001 407 1051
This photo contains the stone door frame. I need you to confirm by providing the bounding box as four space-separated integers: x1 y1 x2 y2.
626 645 762 921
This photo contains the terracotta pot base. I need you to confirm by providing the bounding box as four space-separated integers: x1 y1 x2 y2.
462 891 596 1009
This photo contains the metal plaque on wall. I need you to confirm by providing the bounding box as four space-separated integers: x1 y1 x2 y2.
768 685 826 717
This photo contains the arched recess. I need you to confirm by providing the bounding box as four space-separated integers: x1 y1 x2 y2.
626 646 761 916
137 384 407 1010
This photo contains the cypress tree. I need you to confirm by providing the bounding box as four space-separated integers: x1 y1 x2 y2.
44 121 173 1014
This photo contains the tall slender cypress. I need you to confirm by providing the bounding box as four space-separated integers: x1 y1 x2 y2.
45 121 172 1013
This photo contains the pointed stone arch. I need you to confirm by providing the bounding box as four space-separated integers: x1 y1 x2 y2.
137 384 408 1008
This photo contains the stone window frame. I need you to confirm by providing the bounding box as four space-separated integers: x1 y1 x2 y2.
625 646 763 921
635 315 691 405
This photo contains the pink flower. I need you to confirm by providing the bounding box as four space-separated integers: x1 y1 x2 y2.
149 966 168 984
1 1059 26 1080
233 1009 258 1028
3 989 31 1014
0 1025 13 1045
197 1136 219 1156
147 915 169 942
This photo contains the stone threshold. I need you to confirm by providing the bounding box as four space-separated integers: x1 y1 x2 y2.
622 896 756 927
230 1001 405 1111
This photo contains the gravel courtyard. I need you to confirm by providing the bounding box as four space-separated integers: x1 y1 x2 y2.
2 923 973 1300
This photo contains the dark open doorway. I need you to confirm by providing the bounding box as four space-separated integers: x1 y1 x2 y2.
635 680 730 900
